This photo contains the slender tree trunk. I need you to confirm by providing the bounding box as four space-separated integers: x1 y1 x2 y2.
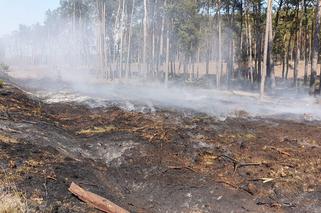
282 54 286 79
294 32 299 87
217 0 222 89
206 0 210 75
96 0 107 79
165 19 170 87
261 0 272 98
246 4 253 84
126 0 135 80
240 1 244 59
114 0 122 79
275 0 283 27
294 3 301 87
285 33 292 80
256 2 262 84
268 6 275 89
143 0 149 78
151 0 157 78
119 0 126 79
311 0 321 93
226 2 234 88
304 0 309 85
159 0 166 66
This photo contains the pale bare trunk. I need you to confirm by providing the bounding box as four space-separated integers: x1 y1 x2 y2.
126 0 135 80
96 0 106 78
311 0 321 89
261 0 272 98
143 0 148 78
165 23 170 87
119 0 126 79
217 0 222 89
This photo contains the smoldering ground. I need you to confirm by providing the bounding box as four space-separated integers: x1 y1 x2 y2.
8 67 321 122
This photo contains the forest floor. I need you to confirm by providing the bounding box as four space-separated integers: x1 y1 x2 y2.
0 78 321 212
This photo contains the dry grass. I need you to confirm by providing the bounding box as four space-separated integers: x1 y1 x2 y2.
0 134 18 144
76 125 116 136
198 152 218 166
0 191 27 213
0 160 27 213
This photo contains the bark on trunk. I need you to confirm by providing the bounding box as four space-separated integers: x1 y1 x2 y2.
311 0 321 89
261 0 272 98
143 0 149 78
126 0 136 80
217 0 222 89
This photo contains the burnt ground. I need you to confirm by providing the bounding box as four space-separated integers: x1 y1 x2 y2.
0 81 321 213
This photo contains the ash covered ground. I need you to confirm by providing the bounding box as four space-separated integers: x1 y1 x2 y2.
1 75 321 212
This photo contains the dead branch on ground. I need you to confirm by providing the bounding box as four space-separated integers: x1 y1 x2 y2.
69 182 130 213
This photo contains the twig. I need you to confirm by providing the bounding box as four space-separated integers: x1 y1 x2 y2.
215 180 238 189
249 177 275 183
163 166 198 174
218 155 262 174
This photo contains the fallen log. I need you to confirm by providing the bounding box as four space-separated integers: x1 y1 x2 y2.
68 182 130 213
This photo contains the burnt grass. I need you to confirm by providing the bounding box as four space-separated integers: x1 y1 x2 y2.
0 82 321 213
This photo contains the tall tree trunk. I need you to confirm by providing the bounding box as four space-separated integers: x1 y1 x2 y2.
217 0 222 89
311 0 321 89
303 0 309 85
119 0 126 79
239 0 244 66
268 6 275 89
165 18 171 87
226 2 233 88
96 0 107 78
247 5 253 84
285 33 292 80
294 32 299 87
282 54 286 79
143 0 149 78
261 0 272 98
165 28 170 87
114 0 123 79
126 0 135 80
294 3 301 87
206 0 211 75
159 0 167 67
255 1 262 84
274 0 283 27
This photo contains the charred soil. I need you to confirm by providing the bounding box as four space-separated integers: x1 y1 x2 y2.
0 81 321 212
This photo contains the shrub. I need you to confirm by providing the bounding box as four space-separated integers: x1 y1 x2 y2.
0 79 4 88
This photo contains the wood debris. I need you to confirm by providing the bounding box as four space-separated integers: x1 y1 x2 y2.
69 182 130 213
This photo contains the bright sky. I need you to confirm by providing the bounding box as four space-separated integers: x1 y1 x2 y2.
0 0 59 37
